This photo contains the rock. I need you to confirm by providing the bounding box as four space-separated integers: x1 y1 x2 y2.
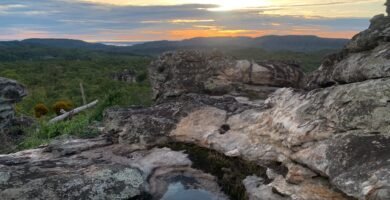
149 50 305 101
293 134 390 200
0 77 27 130
0 77 29 154
345 12 390 53
103 93 256 147
306 42 390 88
266 168 280 180
270 176 349 200
111 69 137 83
243 176 289 200
306 3 390 89
104 76 390 199
0 136 227 200
285 163 317 185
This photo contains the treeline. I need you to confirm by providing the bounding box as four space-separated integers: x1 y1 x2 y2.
0 41 139 61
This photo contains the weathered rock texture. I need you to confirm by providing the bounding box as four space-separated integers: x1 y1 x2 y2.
0 136 227 200
0 77 29 154
149 50 305 101
105 77 390 199
0 77 27 130
306 11 390 89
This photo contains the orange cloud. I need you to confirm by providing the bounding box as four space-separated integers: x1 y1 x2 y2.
167 27 357 40
168 28 270 39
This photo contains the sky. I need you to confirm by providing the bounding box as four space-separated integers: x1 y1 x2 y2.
0 0 386 42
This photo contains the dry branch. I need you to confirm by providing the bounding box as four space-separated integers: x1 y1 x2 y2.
49 100 98 124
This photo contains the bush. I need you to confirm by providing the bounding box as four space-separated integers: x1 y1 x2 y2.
136 72 148 83
19 114 99 150
34 103 49 118
52 100 74 115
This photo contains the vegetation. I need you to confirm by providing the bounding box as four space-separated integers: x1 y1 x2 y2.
19 113 99 149
52 100 74 115
34 103 49 118
0 46 153 149
0 52 152 116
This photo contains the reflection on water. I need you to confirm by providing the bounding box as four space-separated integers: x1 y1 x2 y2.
161 182 219 200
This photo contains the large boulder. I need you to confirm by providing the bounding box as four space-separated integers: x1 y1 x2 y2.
149 50 305 101
0 77 27 130
0 77 29 153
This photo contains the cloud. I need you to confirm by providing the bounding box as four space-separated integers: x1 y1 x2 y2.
141 19 215 24
0 0 383 41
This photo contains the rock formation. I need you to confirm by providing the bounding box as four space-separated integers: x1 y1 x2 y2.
306 2 390 89
0 77 27 130
111 69 137 83
149 50 304 101
105 78 390 199
0 77 30 153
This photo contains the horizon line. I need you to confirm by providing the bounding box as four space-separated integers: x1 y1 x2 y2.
0 34 353 44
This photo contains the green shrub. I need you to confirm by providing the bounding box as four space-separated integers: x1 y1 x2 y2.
34 103 49 118
136 71 148 83
19 114 99 149
52 100 73 115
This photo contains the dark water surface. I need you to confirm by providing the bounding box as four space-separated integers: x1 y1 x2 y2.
161 182 219 200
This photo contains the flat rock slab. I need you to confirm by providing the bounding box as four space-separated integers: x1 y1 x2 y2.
0 137 227 200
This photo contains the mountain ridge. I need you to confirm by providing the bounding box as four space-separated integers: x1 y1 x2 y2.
0 35 349 55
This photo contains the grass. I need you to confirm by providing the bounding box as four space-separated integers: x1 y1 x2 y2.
18 87 153 150
18 113 98 149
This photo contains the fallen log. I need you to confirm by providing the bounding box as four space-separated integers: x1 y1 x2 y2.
49 100 98 124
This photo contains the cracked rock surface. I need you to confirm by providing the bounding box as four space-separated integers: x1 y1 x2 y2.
0 137 227 200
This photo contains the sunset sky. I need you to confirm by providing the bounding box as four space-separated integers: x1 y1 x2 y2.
0 0 386 42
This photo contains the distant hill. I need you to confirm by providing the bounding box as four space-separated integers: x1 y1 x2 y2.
127 35 349 55
22 38 108 50
0 39 140 61
0 35 349 56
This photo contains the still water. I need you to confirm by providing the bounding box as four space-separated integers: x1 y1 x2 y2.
161 182 220 200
